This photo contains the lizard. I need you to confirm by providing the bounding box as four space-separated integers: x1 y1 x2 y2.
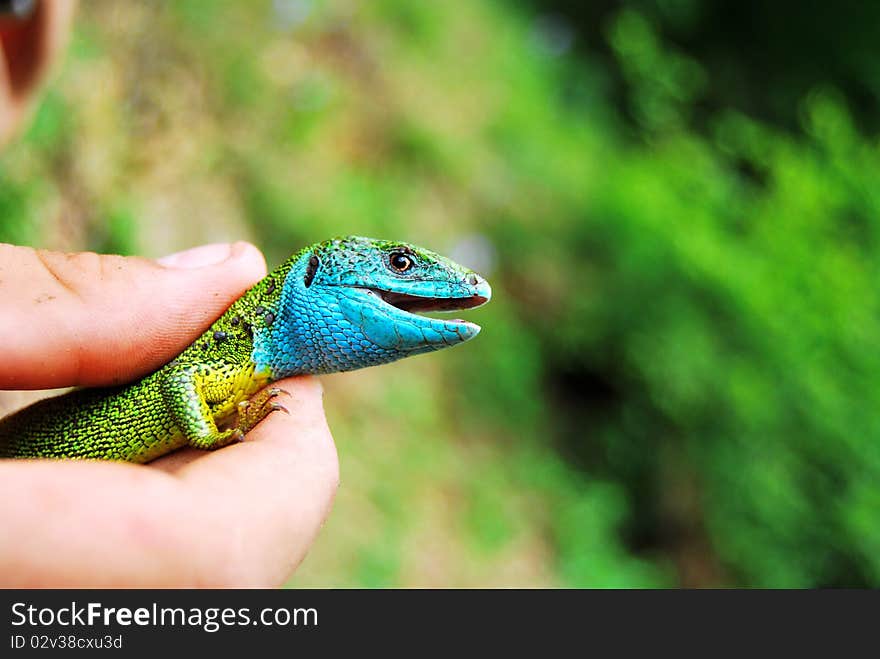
0 236 491 462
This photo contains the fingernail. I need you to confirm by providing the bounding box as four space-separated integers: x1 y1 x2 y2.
157 243 235 269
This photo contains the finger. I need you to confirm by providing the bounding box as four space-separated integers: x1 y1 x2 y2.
0 377 336 587
0 0 76 145
0 241 267 389
0 458 188 587
168 376 339 586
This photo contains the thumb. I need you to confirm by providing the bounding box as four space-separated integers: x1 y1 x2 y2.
0 241 267 389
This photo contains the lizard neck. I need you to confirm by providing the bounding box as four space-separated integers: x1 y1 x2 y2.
249 251 310 379
250 251 419 378
252 252 363 378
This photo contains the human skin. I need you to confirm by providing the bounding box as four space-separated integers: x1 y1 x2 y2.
0 0 76 145
0 242 340 586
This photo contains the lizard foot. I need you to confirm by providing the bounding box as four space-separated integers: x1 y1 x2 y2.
236 387 290 433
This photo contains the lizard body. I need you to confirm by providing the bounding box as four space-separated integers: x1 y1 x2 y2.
0 236 491 462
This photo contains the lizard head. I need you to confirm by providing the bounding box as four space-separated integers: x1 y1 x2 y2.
258 236 492 376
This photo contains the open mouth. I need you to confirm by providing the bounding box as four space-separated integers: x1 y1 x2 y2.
366 289 489 314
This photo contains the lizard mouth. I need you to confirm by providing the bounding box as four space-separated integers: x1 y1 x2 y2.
370 289 490 314
344 284 491 349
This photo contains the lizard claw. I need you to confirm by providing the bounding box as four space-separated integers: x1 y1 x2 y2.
236 389 290 432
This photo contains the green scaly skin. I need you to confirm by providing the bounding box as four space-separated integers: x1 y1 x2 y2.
0 236 491 462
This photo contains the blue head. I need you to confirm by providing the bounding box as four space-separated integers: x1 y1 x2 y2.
253 236 492 377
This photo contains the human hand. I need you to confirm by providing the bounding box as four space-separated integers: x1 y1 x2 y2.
0 0 76 145
0 242 339 587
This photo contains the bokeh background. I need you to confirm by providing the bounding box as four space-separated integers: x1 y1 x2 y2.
2 0 879 587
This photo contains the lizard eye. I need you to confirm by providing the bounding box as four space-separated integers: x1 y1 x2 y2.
389 252 414 273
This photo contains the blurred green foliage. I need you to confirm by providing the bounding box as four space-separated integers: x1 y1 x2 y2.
1 0 878 586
